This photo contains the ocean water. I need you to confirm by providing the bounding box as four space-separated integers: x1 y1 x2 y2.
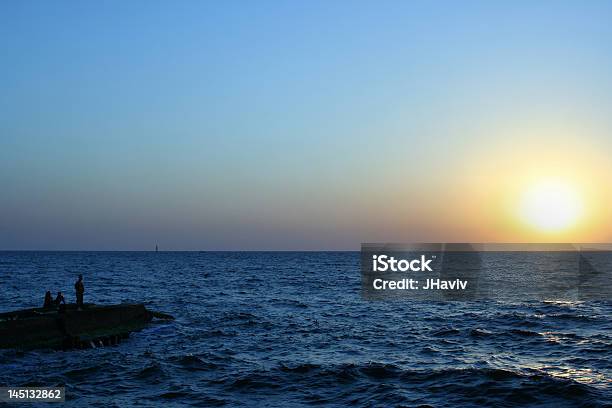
0 251 610 407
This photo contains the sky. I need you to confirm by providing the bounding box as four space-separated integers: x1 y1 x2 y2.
1 1 612 250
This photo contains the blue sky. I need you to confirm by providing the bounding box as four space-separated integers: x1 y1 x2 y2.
2 1 612 249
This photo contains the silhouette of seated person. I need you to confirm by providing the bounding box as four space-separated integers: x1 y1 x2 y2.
43 291 53 308
54 291 66 306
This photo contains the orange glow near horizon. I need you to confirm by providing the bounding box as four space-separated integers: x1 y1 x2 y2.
442 131 612 244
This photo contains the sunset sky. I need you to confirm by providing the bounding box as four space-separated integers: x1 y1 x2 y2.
2 1 612 250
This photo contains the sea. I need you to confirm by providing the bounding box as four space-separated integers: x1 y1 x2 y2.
0 251 610 407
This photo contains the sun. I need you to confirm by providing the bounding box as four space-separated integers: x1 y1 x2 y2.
519 179 583 232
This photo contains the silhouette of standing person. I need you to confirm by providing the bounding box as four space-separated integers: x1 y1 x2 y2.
75 275 84 310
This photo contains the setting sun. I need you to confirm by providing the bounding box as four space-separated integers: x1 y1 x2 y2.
519 180 583 232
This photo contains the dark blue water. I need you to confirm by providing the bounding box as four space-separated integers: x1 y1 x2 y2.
0 252 610 407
